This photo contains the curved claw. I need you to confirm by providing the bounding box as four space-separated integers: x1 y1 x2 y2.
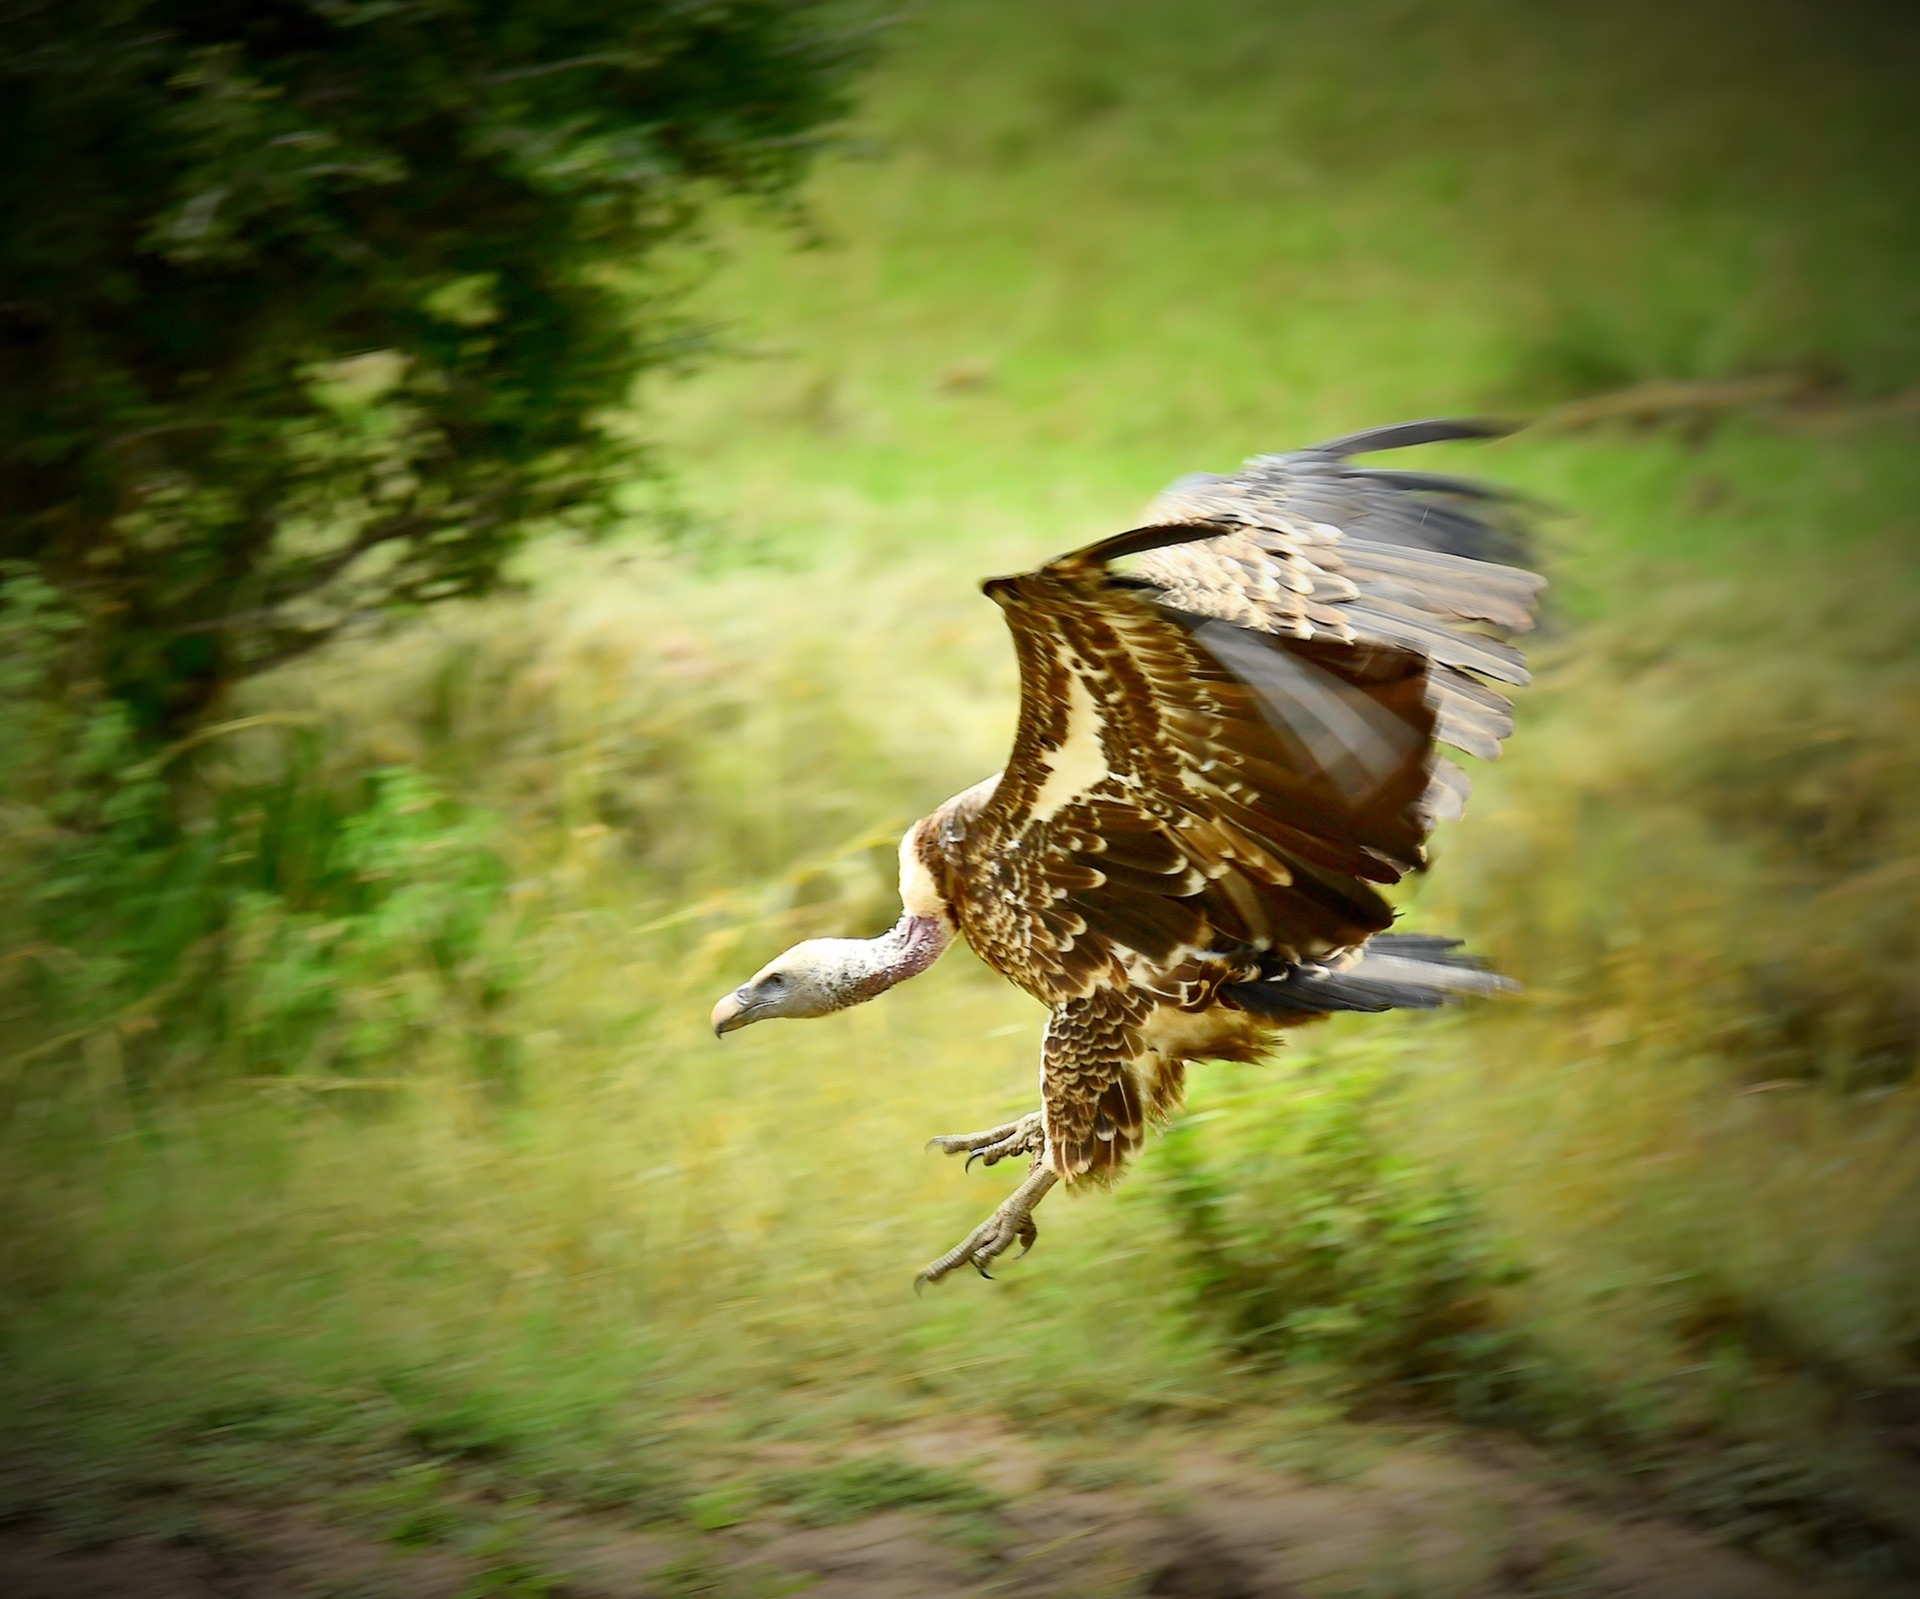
912 1164 1059 1291
924 1113 1044 1171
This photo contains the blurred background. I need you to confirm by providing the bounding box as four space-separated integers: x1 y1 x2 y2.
3 2 1918 1595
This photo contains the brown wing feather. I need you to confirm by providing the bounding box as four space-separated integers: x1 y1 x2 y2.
941 552 1439 1016
1132 421 1546 818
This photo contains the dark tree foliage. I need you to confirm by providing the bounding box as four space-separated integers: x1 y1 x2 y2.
0 0 867 736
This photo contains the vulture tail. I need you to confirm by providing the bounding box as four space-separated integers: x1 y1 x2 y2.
1222 932 1517 1016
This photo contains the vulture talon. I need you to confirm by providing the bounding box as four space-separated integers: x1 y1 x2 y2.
927 1111 1045 1173
915 1162 1059 1288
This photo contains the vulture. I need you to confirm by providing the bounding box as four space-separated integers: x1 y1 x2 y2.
710 419 1545 1286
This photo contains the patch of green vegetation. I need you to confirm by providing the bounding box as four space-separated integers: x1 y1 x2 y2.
382 1373 540 1465
0 0 866 740
686 1486 757 1531
1153 1049 1532 1414
1652 1441 1917 1580
358 1463 466 1549
762 1455 998 1527
457 1513 573 1599
646 1554 733 1598
0 574 523 1108
645 1551 813 1599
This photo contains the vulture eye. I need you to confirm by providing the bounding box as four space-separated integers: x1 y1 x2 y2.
760 974 787 994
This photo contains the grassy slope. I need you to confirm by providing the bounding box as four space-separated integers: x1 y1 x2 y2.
5 0 1920 1586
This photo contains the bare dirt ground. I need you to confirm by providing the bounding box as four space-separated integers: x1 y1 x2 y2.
0 1418 1871 1599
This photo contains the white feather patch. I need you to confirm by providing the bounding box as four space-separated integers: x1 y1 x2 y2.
1027 667 1109 823
897 824 948 919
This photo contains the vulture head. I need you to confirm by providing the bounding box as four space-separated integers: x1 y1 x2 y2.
710 939 868 1033
711 914 954 1036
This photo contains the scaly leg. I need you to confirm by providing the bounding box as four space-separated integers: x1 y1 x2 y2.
915 1159 1059 1288
924 1109 1045 1171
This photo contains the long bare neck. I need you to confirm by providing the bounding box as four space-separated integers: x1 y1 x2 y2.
834 913 953 1006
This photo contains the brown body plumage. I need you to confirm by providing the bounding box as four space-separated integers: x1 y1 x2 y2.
711 419 1544 1284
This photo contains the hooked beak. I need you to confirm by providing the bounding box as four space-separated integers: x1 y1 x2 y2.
710 990 755 1037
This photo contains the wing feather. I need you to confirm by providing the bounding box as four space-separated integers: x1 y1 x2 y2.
1134 422 1543 771
943 562 1438 1011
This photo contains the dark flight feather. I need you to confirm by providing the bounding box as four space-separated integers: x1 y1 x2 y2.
1310 417 1517 456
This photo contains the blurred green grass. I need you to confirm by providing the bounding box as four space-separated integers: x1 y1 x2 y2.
4 0 1920 1580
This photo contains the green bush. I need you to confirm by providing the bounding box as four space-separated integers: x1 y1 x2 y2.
2 570 520 1103
11 757 520 1104
0 0 869 735
1152 1052 1530 1416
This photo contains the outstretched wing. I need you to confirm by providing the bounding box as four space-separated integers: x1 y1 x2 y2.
938 420 1544 1179
960 555 1437 1001
1134 417 1545 819
957 558 1437 1177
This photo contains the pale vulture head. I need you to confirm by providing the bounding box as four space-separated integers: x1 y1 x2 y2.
710 914 955 1037
710 939 874 1034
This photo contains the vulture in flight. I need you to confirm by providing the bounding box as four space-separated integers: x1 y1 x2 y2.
710 419 1544 1286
